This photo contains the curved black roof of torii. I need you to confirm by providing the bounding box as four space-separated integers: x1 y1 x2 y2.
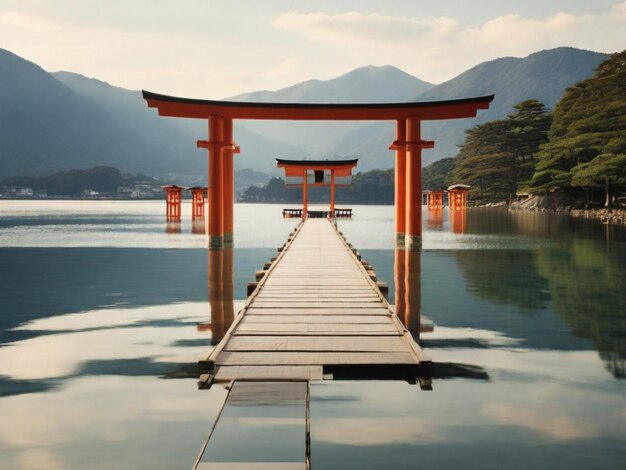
143 90 494 121
276 159 358 167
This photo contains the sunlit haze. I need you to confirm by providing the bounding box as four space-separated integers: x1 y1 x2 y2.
1 0 624 97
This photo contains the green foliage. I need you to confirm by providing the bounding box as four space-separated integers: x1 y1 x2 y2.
571 154 626 188
533 50 626 194
422 158 454 190
451 100 551 202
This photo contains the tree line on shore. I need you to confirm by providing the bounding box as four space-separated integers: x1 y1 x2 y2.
1 166 158 197
239 169 395 204
427 49 626 208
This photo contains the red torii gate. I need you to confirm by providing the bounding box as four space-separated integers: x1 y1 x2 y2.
162 184 183 222
276 158 358 219
143 91 493 250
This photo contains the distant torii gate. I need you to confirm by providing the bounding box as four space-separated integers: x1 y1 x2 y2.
276 158 358 219
143 91 493 250
448 184 471 210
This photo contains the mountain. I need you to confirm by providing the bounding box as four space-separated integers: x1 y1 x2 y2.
0 49 304 180
0 47 611 179
0 49 197 179
417 47 610 162
53 72 306 176
228 65 434 159
334 47 609 168
231 49 609 171
230 65 433 103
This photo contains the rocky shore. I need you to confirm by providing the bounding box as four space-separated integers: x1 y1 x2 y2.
504 194 626 225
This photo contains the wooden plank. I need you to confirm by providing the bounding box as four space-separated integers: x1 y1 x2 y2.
197 463 304 469
235 323 399 334
250 302 385 309
243 315 391 324
213 365 323 381
258 287 375 292
246 307 391 316
216 351 418 366
226 381 307 402
262 281 371 287
255 292 379 298
225 335 408 352
254 293 380 298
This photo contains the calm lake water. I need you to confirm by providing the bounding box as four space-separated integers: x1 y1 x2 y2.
0 200 625 469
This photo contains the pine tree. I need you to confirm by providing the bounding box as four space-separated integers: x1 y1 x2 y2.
450 100 551 202
532 49 626 203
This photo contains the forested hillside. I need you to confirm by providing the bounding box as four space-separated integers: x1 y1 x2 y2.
431 50 625 207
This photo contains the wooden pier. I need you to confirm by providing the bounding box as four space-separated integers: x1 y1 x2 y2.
195 218 431 469
282 208 352 218
199 218 430 384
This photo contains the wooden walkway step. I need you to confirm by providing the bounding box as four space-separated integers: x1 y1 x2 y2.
199 218 430 385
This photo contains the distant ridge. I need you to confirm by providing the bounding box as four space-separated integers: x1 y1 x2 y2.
226 65 434 157
228 64 434 103
0 48 305 179
0 47 611 177
326 47 610 169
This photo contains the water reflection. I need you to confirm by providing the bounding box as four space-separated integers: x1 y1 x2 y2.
535 240 626 378
192 220 206 235
461 208 626 243
427 208 443 230
394 249 424 339
450 209 466 234
448 241 626 378
201 249 236 345
1 202 624 469
165 221 181 234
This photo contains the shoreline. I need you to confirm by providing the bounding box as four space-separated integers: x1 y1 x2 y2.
503 194 625 225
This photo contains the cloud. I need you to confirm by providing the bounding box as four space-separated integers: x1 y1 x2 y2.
313 417 443 445
272 5 626 83
463 13 580 48
0 11 61 32
482 402 598 441
1 3 625 97
273 11 458 48
273 6 624 52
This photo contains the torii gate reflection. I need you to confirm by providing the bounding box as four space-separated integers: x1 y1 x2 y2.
198 249 235 345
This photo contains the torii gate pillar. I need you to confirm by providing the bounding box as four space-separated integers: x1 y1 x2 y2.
405 118 423 251
223 119 235 247
198 117 239 248
394 120 406 246
330 170 336 217
302 169 308 220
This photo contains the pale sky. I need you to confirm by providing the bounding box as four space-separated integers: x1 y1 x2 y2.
1 0 624 98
